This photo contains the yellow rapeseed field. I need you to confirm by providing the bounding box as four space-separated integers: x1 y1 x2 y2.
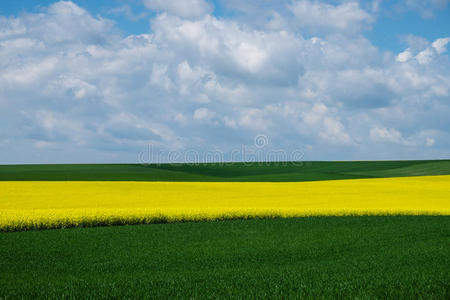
1 175 449 231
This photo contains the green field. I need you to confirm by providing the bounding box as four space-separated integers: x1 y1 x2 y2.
1 160 449 298
1 159 449 181
1 216 449 299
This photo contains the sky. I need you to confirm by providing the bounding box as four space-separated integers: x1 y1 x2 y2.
0 0 449 164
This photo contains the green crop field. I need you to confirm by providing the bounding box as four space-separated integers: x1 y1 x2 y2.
1 160 449 298
1 159 449 181
1 216 449 299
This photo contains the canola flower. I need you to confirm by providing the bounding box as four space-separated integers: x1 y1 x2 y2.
1 175 449 231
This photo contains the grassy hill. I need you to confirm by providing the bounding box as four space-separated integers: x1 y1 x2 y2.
0 159 449 181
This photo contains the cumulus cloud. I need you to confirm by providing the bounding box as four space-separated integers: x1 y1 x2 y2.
370 127 405 144
143 0 213 18
108 5 148 22
432 37 450 54
303 104 351 145
370 127 438 147
289 1 373 33
1 1 450 163
396 37 450 65
396 49 413 62
193 107 216 122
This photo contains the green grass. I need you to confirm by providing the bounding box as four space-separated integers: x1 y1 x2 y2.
1 216 449 299
1 159 449 181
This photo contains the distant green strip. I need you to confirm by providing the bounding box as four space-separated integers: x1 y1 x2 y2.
0 160 449 182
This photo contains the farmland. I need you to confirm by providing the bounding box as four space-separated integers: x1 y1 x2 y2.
1 216 449 298
0 159 449 181
1 160 449 298
1 175 449 231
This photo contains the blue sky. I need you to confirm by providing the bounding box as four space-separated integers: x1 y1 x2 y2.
1 0 449 52
0 0 449 163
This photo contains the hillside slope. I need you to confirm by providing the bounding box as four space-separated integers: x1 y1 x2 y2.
0 160 449 181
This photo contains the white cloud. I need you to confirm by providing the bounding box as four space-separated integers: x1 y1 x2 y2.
143 0 213 18
397 48 413 62
174 113 188 125
289 1 373 33
370 127 439 147
321 117 351 145
396 37 450 65
36 1 114 44
49 75 98 100
432 37 450 54
0 17 26 38
1 1 450 163
415 48 435 64
238 108 269 132
370 127 405 144
302 104 351 145
108 5 148 21
150 13 305 84
401 34 430 51
193 107 216 121
150 64 173 90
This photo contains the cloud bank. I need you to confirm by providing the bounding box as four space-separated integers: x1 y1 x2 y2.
0 1 449 163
